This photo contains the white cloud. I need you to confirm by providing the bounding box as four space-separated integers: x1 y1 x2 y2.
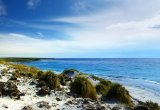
27 0 40 9
0 0 7 16
2 0 160 57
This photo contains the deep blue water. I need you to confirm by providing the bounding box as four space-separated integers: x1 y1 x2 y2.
19 58 160 96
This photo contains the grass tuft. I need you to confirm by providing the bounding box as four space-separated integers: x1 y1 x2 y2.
39 71 60 90
106 83 132 105
71 76 97 100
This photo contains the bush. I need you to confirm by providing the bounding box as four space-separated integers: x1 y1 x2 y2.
39 71 60 90
96 80 111 95
143 101 160 110
106 83 132 105
71 76 97 100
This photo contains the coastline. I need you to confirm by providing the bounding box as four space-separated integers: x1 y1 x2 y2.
0 62 160 110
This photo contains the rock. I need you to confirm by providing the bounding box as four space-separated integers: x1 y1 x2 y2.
84 105 95 110
36 86 50 96
134 106 150 110
2 104 8 108
112 106 121 110
29 81 37 85
0 81 22 99
96 105 106 110
67 100 73 104
22 106 33 110
0 82 4 96
83 99 90 104
56 97 61 101
63 69 79 79
10 90 21 99
9 75 17 81
36 101 51 109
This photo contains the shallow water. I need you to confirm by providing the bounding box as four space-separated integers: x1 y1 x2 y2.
19 58 160 101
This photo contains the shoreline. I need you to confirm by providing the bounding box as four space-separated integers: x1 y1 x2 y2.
0 62 160 110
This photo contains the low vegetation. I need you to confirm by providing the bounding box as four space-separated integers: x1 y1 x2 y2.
39 71 60 90
142 101 160 110
10 63 39 78
71 76 97 100
0 58 40 62
106 83 132 105
1 61 156 107
96 79 111 95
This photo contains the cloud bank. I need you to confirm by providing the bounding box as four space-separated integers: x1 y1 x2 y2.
1 0 160 57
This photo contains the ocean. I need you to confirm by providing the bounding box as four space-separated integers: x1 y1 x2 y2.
19 58 160 101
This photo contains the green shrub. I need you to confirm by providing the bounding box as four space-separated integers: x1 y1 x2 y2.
96 80 111 95
36 71 45 79
106 83 132 105
71 76 97 100
143 101 160 110
40 71 60 90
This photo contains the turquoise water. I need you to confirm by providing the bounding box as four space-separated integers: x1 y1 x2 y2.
19 58 160 96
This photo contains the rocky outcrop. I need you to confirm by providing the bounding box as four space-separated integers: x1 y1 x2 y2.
0 81 22 99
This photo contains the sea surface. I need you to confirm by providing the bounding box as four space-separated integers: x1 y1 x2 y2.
19 58 160 101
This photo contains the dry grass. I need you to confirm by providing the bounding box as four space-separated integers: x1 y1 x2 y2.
106 83 132 106
39 71 60 90
71 76 97 100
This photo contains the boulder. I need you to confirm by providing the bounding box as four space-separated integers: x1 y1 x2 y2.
62 69 79 79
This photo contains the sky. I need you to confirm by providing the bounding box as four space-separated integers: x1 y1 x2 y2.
0 0 160 58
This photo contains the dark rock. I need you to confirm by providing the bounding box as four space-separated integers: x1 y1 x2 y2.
10 90 21 99
29 81 37 85
2 104 8 108
36 101 51 109
0 82 4 96
83 99 90 104
112 106 121 110
9 75 17 81
0 81 22 99
96 105 106 110
56 97 61 101
22 106 33 110
134 106 151 110
36 86 50 96
67 100 73 104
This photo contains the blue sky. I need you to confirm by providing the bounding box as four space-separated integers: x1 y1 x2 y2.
0 0 160 58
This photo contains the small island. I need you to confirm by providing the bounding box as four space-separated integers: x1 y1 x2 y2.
0 60 159 110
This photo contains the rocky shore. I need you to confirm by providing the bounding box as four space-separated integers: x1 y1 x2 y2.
0 62 159 110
